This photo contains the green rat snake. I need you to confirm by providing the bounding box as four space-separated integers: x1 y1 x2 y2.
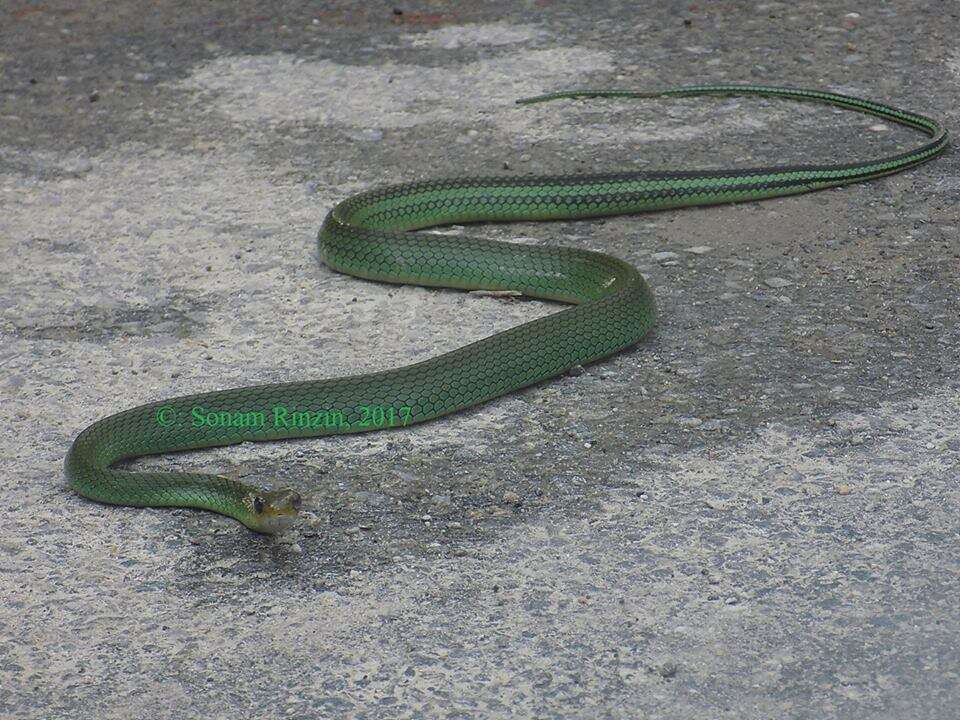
65 84 948 533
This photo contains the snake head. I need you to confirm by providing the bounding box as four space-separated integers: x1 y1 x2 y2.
244 488 302 534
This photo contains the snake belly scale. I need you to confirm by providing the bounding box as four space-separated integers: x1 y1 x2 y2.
65 84 947 533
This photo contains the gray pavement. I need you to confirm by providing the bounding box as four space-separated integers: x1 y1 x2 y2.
1 2 958 718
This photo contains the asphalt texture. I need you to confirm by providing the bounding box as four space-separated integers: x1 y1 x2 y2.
2 2 959 719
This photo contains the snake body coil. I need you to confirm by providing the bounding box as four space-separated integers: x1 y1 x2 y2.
65 85 947 533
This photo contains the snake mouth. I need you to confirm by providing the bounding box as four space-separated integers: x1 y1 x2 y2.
262 513 298 534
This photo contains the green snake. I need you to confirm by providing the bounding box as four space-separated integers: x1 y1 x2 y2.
65 84 948 533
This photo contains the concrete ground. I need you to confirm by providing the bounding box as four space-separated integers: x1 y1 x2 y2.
2 2 958 718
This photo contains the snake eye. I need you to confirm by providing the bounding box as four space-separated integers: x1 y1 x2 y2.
253 496 265 514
